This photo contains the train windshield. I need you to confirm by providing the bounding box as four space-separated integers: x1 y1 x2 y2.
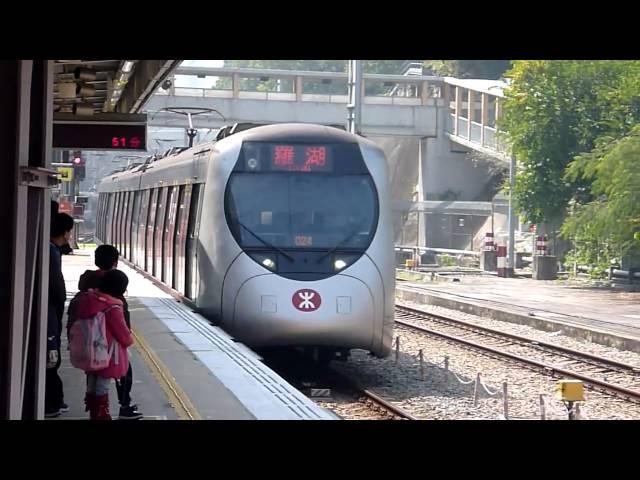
226 173 378 250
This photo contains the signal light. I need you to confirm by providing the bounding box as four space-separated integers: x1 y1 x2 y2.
73 156 82 165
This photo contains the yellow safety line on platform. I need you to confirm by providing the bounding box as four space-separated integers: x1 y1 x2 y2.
132 328 201 420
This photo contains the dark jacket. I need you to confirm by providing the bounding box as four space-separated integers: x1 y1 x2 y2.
48 242 66 344
68 269 130 329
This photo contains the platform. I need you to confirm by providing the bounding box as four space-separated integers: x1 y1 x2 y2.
51 247 334 420
397 275 640 353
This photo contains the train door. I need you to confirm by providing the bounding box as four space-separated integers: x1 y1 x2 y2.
147 188 158 275
163 186 178 286
130 191 140 263
137 189 150 269
174 184 192 294
154 187 168 280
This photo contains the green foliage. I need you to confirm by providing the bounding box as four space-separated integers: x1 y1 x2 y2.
437 254 457 267
216 60 409 95
500 61 640 225
562 126 640 263
562 202 618 278
423 60 511 79
222 60 408 74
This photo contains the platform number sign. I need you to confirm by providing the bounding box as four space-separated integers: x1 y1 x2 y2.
53 122 147 151
111 136 142 149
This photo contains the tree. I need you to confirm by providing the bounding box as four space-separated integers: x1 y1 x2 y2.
423 60 511 79
499 61 640 226
562 126 640 268
215 60 411 95
221 60 408 74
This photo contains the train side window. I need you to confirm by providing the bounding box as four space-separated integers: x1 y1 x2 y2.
123 191 132 260
118 192 125 256
105 194 113 244
110 193 116 246
119 192 127 254
116 191 123 252
106 194 111 243
147 188 159 275
96 194 102 240
100 194 106 241
130 190 140 263
126 191 133 258
113 192 122 250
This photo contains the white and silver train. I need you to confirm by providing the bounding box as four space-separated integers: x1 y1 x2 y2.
96 123 395 358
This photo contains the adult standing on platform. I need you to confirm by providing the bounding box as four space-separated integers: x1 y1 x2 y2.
45 212 74 417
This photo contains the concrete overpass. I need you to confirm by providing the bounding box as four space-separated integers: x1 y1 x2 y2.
144 67 510 164
145 66 444 137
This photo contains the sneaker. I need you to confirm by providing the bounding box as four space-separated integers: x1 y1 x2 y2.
44 408 61 418
59 402 69 413
118 405 143 420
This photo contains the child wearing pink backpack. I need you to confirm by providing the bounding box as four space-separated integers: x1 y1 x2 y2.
68 270 133 420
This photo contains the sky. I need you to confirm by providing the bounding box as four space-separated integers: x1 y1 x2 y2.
181 60 224 68
176 60 225 88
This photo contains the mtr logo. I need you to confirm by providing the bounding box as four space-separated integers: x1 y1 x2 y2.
292 289 322 312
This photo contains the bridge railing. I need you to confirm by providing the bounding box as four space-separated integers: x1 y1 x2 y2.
483 126 496 149
444 78 510 157
160 67 446 106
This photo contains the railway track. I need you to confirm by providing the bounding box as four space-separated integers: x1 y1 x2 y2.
260 349 417 420
346 382 418 420
395 304 640 403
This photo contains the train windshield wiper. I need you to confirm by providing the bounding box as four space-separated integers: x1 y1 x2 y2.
316 226 362 263
238 222 294 262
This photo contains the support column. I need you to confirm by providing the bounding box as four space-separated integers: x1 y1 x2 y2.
420 80 429 105
467 89 474 139
507 154 516 277
417 137 428 247
346 60 363 134
481 93 488 146
454 86 461 136
232 73 240 98
295 76 303 102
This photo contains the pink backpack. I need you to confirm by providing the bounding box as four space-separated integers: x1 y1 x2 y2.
69 303 120 372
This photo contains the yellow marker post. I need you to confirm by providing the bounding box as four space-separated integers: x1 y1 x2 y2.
557 379 584 420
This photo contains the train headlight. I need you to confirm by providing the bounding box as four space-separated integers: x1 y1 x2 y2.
248 252 277 271
333 255 359 272
262 258 276 269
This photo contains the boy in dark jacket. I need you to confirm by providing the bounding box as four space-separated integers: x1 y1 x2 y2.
68 244 143 420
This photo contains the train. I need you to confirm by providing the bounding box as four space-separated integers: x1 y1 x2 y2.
96 123 395 359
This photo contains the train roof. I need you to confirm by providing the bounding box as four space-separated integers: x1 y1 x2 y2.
228 123 360 144
99 123 378 186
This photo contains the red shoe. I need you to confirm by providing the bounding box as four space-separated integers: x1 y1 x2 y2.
93 394 112 421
